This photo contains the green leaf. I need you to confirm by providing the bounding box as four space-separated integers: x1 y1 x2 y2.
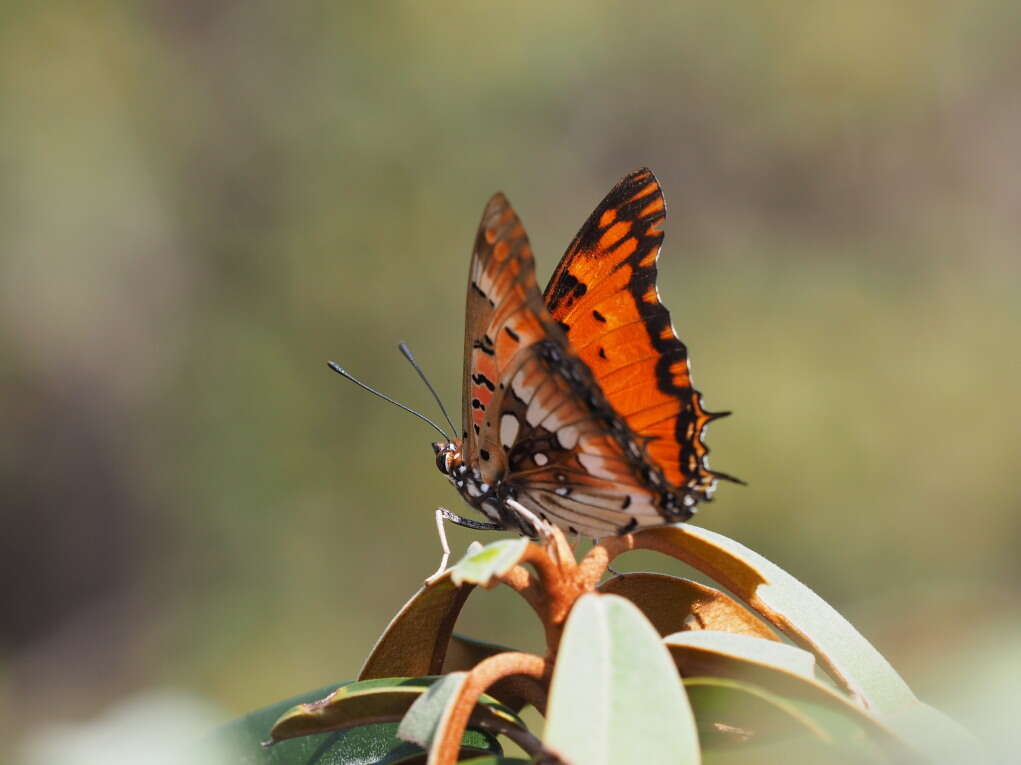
664 630 904 755
450 538 530 587
544 593 701 764
881 701 987 764
396 673 534 763
210 681 501 764
269 677 436 742
629 526 983 758
684 677 886 759
269 677 523 744
665 630 816 681
685 677 832 744
359 572 476 681
630 525 915 710
396 673 469 749
598 572 777 640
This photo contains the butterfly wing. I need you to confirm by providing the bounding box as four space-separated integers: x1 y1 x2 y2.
543 168 729 505
461 193 693 537
460 192 547 483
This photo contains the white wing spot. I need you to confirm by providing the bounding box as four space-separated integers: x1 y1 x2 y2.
511 369 533 401
534 452 548 466
579 453 618 481
500 413 520 449
557 425 579 449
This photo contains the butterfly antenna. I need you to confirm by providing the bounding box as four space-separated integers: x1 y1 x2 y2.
397 342 458 439
327 361 451 440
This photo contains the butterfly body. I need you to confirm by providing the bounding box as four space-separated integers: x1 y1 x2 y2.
435 168 735 540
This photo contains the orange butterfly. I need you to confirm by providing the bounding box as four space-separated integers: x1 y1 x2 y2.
431 168 739 546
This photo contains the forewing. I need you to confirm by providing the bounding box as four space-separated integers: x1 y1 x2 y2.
461 193 551 482
543 168 725 501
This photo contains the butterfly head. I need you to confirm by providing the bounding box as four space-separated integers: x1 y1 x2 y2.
432 440 463 476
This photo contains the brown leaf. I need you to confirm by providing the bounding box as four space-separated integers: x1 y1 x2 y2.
598 572 778 641
359 573 475 680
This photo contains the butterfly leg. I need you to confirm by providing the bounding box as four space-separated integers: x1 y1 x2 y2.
425 507 502 585
504 498 554 540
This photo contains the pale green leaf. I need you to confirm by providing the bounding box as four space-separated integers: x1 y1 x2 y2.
665 630 816 680
544 593 700 764
396 672 468 749
451 538 530 587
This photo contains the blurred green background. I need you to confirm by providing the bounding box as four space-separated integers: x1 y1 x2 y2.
2 0 1019 758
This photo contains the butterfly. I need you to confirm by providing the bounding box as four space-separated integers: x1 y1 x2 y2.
432 168 738 543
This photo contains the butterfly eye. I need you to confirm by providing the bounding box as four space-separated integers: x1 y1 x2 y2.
432 443 451 472
434 444 461 475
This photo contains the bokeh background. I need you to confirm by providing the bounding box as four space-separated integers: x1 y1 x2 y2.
2 1 1019 760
